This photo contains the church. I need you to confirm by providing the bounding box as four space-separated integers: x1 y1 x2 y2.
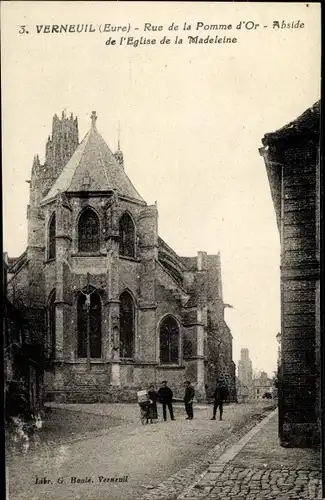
7 111 236 403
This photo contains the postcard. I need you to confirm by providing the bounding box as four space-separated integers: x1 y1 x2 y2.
2 2 322 500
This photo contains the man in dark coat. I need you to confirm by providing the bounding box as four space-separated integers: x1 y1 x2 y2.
157 381 175 421
210 379 228 421
147 384 158 422
184 381 195 420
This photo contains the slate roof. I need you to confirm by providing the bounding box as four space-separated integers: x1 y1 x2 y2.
260 100 320 232
262 100 320 145
42 120 144 203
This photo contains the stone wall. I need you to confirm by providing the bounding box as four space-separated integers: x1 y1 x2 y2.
279 139 319 447
261 103 320 448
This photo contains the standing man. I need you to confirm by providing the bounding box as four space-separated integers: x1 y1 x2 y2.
158 381 175 421
184 381 195 420
147 384 158 423
210 379 228 421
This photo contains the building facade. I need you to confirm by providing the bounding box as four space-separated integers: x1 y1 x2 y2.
7 111 236 403
252 371 274 400
260 101 321 447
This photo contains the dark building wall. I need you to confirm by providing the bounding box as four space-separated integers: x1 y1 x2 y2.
260 101 320 447
281 142 318 445
4 256 44 419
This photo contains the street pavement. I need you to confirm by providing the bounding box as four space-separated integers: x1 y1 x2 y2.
6 401 274 500
174 409 322 500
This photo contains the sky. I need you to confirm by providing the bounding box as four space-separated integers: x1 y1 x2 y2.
1 2 321 376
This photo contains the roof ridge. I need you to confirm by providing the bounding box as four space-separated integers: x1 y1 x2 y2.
94 128 111 188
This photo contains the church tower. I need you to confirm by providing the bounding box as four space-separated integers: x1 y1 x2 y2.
43 111 79 196
27 111 79 255
25 111 79 341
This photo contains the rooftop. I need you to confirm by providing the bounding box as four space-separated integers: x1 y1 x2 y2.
42 112 144 204
262 100 320 146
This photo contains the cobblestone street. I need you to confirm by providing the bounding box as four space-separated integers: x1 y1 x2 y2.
6 402 274 500
173 410 322 500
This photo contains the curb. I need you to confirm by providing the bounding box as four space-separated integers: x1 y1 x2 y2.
177 408 277 499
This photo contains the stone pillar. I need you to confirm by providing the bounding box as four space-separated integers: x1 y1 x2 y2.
101 298 110 363
137 205 158 364
194 253 207 401
109 306 121 386
26 204 46 326
50 194 73 399
54 194 72 364
196 307 206 401
106 194 121 386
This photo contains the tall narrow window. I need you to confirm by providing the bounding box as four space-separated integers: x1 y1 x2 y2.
48 213 56 260
119 291 135 358
47 289 56 362
119 213 135 258
160 316 180 364
78 208 100 253
77 288 102 358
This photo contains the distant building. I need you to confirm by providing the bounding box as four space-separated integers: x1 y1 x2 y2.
272 370 279 400
238 348 253 388
6 111 236 403
260 101 320 447
252 371 273 399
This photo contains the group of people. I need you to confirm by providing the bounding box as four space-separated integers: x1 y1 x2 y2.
143 379 229 423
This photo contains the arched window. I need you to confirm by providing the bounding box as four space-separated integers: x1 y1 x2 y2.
119 291 135 358
48 213 56 260
77 288 102 358
47 289 56 362
160 316 180 364
119 213 135 258
78 208 100 253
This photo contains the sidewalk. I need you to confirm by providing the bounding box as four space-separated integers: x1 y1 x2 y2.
179 409 322 500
